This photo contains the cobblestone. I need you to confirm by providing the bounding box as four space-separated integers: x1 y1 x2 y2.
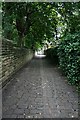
2 57 78 118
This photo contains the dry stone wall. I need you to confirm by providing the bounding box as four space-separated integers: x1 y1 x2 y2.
1 38 33 87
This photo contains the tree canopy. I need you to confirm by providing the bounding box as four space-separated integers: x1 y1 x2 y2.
2 2 80 87
2 2 80 49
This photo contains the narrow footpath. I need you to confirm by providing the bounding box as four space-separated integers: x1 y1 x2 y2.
2 56 78 118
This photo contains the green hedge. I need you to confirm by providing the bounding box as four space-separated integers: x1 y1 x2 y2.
45 47 59 64
58 32 80 85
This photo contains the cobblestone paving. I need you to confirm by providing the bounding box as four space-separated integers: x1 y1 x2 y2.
2 56 78 118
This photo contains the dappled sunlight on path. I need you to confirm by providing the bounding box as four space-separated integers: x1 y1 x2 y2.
35 54 46 59
35 51 46 59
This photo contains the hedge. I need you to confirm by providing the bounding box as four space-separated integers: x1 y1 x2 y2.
45 47 59 64
58 32 80 85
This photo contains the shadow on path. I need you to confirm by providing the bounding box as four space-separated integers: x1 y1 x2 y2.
2 55 78 118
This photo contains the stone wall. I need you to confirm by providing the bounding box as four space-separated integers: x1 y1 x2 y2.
1 38 34 87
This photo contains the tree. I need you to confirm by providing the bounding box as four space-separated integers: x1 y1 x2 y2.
2 2 59 48
2 2 80 49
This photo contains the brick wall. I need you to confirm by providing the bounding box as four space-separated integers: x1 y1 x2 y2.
1 38 34 87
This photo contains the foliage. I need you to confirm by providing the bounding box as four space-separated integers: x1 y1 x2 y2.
45 47 59 64
2 2 58 48
2 2 80 89
58 32 80 85
2 2 80 48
